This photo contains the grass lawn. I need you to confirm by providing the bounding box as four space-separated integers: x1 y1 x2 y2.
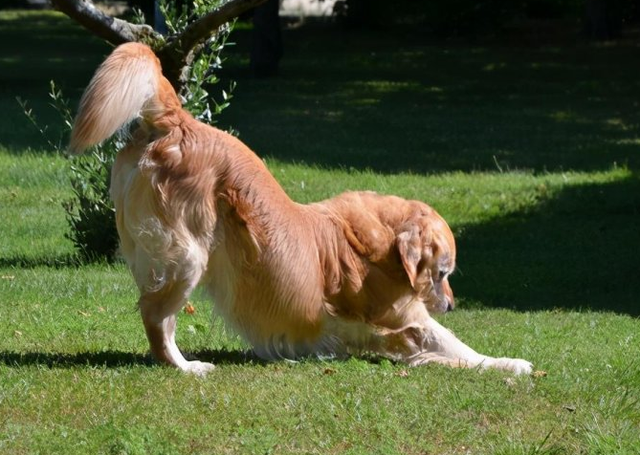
1 9 639 455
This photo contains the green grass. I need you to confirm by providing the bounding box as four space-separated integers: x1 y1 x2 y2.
1 9 639 455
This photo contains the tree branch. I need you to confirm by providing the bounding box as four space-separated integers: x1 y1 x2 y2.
178 0 267 55
51 0 269 91
50 0 159 45
157 0 268 91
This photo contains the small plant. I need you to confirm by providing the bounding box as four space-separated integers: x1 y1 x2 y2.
21 1 236 263
47 81 121 262
19 81 120 262
63 143 120 262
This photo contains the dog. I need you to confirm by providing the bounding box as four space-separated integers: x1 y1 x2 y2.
69 43 532 376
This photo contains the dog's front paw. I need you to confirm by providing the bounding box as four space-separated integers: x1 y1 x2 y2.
489 357 533 375
183 360 216 376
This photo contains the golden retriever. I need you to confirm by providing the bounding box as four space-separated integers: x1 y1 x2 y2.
69 43 532 375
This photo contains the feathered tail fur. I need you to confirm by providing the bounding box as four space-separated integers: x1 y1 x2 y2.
69 43 172 154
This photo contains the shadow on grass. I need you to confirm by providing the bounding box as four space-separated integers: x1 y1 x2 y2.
0 11 106 88
218 26 640 174
3 11 639 176
453 172 640 317
0 254 81 269
0 348 263 369
0 10 108 154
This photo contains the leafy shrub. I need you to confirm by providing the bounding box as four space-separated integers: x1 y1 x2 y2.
62 144 120 262
20 81 120 262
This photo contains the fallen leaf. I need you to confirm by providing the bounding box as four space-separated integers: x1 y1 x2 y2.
14 330 22 337
78 310 91 317
396 370 409 378
184 303 196 314
323 367 337 375
2 275 15 280
532 370 548 378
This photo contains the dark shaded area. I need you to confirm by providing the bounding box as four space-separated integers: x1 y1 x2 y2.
340 0 640 40
0 350 153 368
0 348 262 368
452 173 640 316
0 12 107 85
3 12 640 174
0 253 82 269
0 11 109 153
250 0 282 77
0 0 50 9
584 0 640 40
218 25 640 175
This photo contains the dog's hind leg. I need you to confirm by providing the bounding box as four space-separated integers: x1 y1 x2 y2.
138 277 215 375
132 238 215 375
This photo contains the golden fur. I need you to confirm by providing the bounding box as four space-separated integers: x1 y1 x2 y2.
70 43 532 375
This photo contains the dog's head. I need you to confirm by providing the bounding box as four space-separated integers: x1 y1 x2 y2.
318 192 457 315
396 209 456 314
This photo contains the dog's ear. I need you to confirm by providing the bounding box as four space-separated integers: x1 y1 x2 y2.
396 224 432 290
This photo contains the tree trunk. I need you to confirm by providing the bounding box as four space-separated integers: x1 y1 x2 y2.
585 0 621 40
250 0 282 78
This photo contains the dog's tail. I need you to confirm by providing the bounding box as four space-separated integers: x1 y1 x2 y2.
69 42 179 154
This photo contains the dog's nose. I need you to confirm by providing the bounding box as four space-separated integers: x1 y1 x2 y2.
442 280 454 312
